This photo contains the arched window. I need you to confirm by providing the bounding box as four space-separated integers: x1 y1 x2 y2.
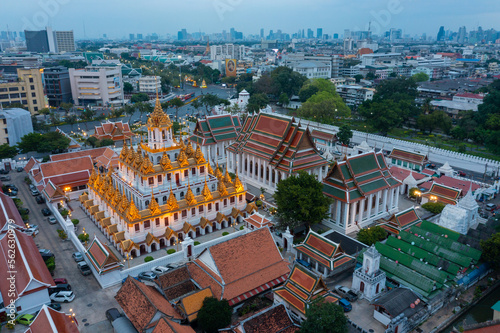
157 156 161 163
196 188 200 195
180 191 184 198
145 200 150 207
163 196 167 203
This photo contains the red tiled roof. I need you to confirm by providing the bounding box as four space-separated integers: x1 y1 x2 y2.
24 156 39 173
151 317 195 333
423 176 480 196
26 305 79 333
389 148 427 165
40 156 93 178
244 213 273 229
240 304 299 333
311 129 336 141
93 121 134 141
455 93 484 99
0 192 26 230
389 166 428 182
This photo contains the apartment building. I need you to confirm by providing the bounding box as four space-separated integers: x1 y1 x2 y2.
138 76 161 93
336 84 375 109
210 44 246 60
0 68 46 113
282 53 343 78
69 66 124 107
44 66 72 107
54 30 75 52
292 61 331 79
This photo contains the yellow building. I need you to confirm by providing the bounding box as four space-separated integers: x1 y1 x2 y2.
0 68 46 114
80 96 252 257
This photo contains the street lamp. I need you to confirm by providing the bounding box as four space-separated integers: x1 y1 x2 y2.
178 55 183 90
124 252 131 268
83 227 88 248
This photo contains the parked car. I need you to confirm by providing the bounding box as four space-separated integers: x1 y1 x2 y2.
138 271 158 282
486 203 497 212
77 262 91 276
0 169 9 174
50 291 75 303
41 208 52 216
295 259 312 270
47 216 57 224
335 285 358 302
49 284 72 295
16 314 35 325
457 171 467 177
72 252 84 262
31 189 40 196
0 175 11 181
36 196 45 204
19 208 30 215
24 225 39 236
39 249 54 261
338 298 352 312
16 166 24 172
53 278 68 285
29 184 36 191
105 308 122 323
47 302 62 311
151 266 170 275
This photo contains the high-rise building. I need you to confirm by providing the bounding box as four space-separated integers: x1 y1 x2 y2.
437 26 445 41
260 28 264 39
25 27 74 53
137 33 143 40
54 30 75 52
68 66 123 107
25 29 52 52
333 33 339 39
307 28 314 39
129 34 135 40
389 28 402 41
457 26 467 43
177 29 187 41
44 66 72 107
317 28 323 39
0 108 33 146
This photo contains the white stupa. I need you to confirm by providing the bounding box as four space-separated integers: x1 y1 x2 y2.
354 141 372 155
402 171 418 196
438 162 454 177
437 186 479 234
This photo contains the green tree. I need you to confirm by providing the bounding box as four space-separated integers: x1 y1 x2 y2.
421 202 446 214
123 105 136 122
123 82 134 94
81 108 96 130
17 133 44 153
300 300 348 333
412 72 430 82
247 93 269 113
60 102 73 115
45 257 55 273
39 131 71 153
365 72 376 80
66 115 78 130
169 97 185 121
39 107 51 116
98 138 115 147
298 91 351 124
278 92 290 106
86 136 99 148
354 74 364 83
480 233 500 269
274 171 332 231
357 227 388 246
359 100 402 135
0 143 18 159
197 297 232 333
270 66 307 98
337 125 353 145
299 84 320 102
130 93 149 103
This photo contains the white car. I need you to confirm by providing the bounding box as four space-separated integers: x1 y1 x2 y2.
151 266 170 274
50 291 75 303
24 225 39 236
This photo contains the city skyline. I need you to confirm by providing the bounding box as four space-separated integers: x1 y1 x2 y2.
2 0 499 39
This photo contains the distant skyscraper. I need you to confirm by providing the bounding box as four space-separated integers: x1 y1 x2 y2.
307 28 314 38
333 33 339 39
25 29 52 52
457 26 467 43
177 29 187 41
317 28 323 39
260 28 264 39
437 26 445 41
129 34 135 40
389 28 402 41
137 33 143 40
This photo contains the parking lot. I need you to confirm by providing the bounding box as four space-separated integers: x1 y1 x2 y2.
7 171 120 333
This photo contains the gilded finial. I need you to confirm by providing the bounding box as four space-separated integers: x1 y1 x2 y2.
149 190 161 215
141 156 155 174
202 177 213 201
166 188 179 210
177 149 189 167
119 194 129 214
194 145 206 164
160 151 172 170
218 178 228 196
185 184 197 206
127 198 141 221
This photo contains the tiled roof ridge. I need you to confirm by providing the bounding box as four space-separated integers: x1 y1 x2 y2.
193 257 225 288
222 257 289 286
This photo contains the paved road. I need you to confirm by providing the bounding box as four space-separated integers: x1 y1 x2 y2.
8 171 118 333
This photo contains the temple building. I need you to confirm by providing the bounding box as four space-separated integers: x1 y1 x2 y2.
322 151 402 234
80 97 249 257
227 113 329 192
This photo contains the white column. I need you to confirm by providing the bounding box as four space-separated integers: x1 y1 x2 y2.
342 203 349 228
389 188 394 209
395 191 400 208
251 155 255 179
367 194 372 218
359 199 365 221
349 201 357 227
375 191 381 216
257 159 261 183
383 189 388 212
336 201 342 223
274 169 278 187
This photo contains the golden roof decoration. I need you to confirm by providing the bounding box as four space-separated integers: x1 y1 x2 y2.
185 184 197 206
105 184 115 201
166 188 179 210
185 142 194 158
202 178 213 201
107 168 113 179
119 141 129 160
194 145 206 164
133 150 143 170
147 97 173 128
99 174 109 196
214 162 223 179
88 168 97 188
141 156 155 174
127 198 141 221
218 178 228 197
149 191 162 216
207 163 214 175
119 194 129 214
111 187 121 206
177 149 189 167
234 171 244 192
224 169 233 186
93 172 102 190
179 139 186 151
126 146 136 165
160 151 172 170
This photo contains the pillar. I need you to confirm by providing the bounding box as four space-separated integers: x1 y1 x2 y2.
367 194 372 218
375 191 381 216
336 201 342 223
383 189 388 212
359 199 365 221
349 201 357 227
395 191 400 208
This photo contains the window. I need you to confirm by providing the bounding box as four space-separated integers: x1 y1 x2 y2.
30 85 35 90
148 177 154 185
224 199 227 207
184 170 188 177
31 92 36 97
20 93 26 97
8 87 18 92
2 119 5 125
144 220 150 229
191 208 196 215
174 213 178 220
200 166 205 174
196 187 200 195
192 167 196 175
134 224 140 232
167 173 171 181
155 218 160 227
182 210 187 218
230 196 235 204
163 196 167 203
29 78 34 83
239 195 243 202
215 203 219 211
208 203 212 211
180 191 184 198
199 205 204 213
4 129 7 134
157 175 162 183
32 99 37 105
22 100 27 105
34 107 38 112
164 217 169 226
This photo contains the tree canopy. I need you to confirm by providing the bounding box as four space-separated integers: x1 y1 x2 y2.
18 131 70 154
337 125 353 145
0 143 18 159
197 297 232 333
412 72 430 82
274 171 332 231
247 93 269 113
480 233 500 269
300 300 348 333
357 226 388 246
130 93 149 103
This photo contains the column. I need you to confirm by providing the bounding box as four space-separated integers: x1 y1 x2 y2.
252 155 256 180
395 191 399 208
336 201 342 223
367 194 372 218
383 189 388 212
389 188 395 209
349 201 357 227
257 159 261 183
359 199 365 221
319 167 323 181
342 203 349 228
375 191 381 216
274 169 278 188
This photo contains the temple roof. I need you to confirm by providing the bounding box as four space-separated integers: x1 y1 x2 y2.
190 114 241 146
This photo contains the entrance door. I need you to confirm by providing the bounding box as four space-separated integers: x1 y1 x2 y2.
175 173 180 186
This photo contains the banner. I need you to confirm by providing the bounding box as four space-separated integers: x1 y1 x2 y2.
225 59 237 77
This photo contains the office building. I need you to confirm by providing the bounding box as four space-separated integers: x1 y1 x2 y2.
317 28 323 39
178 29 188 41
68 66 123 107
437 26 445 41
54 30 75 52
260 28 264 39
44 66 72 107
25 27 74 53
129 34 134 40
283 53 343 78
137 33 143 40
390 28 402 42
210 44 245 60
0 108 33 146
25 29 53 53
138 76 161 93
307 29 314 39
335 84 375 109
333 33 339 39
0 68 46 113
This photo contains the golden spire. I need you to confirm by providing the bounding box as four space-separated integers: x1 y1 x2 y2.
119 141 129 160
214 162 223 179
111 187 121 206
202 177 213 201
194 145 206 164
133 150 143 170
166 188 179 210
233 170 244 192
147 94 173 128
88 168 97 188
160 151 172 170
218 178 228 197
99 174 109 196
207 163 214 175
127 198 141 221
224 169 233 186
179 139 186 152
141 156 155 174
126 145 136 165
149 190 161 215
118 194 129 214
106 167 113 179
105 184 115 201
185 142 194 158
93 172 102 190
185 184 197 206
177 149 189 167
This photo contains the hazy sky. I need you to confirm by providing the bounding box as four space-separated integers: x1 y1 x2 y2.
2 0 499 39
